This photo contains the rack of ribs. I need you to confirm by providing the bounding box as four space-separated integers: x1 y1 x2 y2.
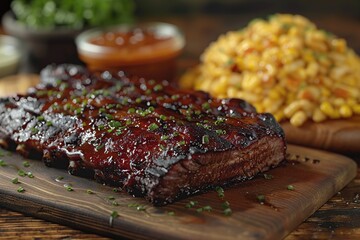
0 64 286 205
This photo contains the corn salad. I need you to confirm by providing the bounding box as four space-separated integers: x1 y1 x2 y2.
180 14 360 126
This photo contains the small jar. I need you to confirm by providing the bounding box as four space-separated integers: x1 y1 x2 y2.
76 22 185 81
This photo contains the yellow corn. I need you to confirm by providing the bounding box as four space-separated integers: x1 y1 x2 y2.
312 108 327 122
339 105 353 118
290 110 307 126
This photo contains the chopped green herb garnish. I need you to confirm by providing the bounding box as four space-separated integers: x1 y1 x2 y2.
135 97 142 103
153 84 163 91
96 144 105 151
105 114 114 120
185 201 198 208
65 186 73 191
178 140 186 146
99 108 106 113
263 174 274 180
12 177 19 184
202 205 212 212
37 116 45 121
0 160 7 167
136 205 146 211
287 185 295 191
161 135 169 141
202 135 209 144
108 196 116 200
23 161 30 167
107 128 114 133
46 121 53 126
18 170 26 177
27 172 34 178
55 176 64 181
109 120 121 129
30 127 39 134
196 208 203 213
167 211 175 216
112 201 119 206
17 187 25 193
127 108 135 114
128 203 139 208
223 208 232 216
98 124 105 130
201 102 210 110
257 194 265 203
222 201 230 209
148 123 159 131
171 95 180 100
145 89 152 95
86 189 94 194
215 186 224 198
74 108 82 115
110 210 119 219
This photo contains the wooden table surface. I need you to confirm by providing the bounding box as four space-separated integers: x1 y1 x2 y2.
1 13 360 239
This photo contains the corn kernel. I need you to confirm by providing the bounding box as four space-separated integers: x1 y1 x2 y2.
320 101 335 117
352 104 360 114
290 110 307 127
339 105 353 118
312 108 327 122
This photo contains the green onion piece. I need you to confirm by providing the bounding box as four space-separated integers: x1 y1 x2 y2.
112 201 119 206
223 208 232 216
0 160 7 167
202 102 210 110
128 203 139 208
27 172 34 178
215 186 225 198
23 161 30 168
105 114 114 120
127 108 135 114
66 186 73 191
86 189 94 194
37 116 45 121
203 205 212 212
136 205 146 211
17 187 25 193
287 185 295 191
99 108 106 113
148 123 159 131
12 177 19 184
30 127 39 134
46 121 53 126
185 201 198 208
108 196 116 200
18 170 26 177
263 174 274 180
109 120 121 128
202 135 209 144
111 211 118 218
55 176 64 181
167 211 175 216
160 135 169 141
171 95 180 100
178 140 186 146
196 208 203 213
222 201 230 209
257 194 265 203
145 89 152 95
135 97 142 103
153 84 163 91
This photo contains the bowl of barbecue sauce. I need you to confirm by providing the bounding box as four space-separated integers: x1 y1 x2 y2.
76 22 185 81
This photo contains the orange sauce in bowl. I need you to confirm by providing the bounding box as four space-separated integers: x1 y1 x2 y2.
77 23 185 80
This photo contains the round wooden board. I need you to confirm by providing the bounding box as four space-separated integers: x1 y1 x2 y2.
1 74 359 153
281 117 360 154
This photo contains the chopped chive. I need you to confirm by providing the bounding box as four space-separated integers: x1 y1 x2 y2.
108 196 116 200
111 211 118 218
18 170 26 177
98 124 105 130
99 108 106 113
65 186 73 191
11 177 19 184
263 174 273 180
113 188 119 192
136 205 146 211
202 205 212 212
30 127 39 134
55 176 64 181
37 116 45 121
46 121 53 126
23 161 30 168
128 203 139 208
74 108 82 115
223 208 232 216
153 84 163 91
196 208 203 213
215 186 225 198
17 187 25 193
112 201 119 206
148 123 159 131
222 201 230 209
161 135 169 141
202 135 209 144
27 172 34 178
185 201 198 208
86 189 94 194
167 211 175 216
105 114 114 120
96 144 105 151
0 160 7 167
178 140 186 146
135 97 142 103
202 102 210 110
257 194 265 203
171 95 180 100
287 185 295 191
127 108 135 114
145 89 152 95
109 120 121 129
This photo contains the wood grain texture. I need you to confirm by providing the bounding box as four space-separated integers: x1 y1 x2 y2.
282 117 360 154
0 145 356 239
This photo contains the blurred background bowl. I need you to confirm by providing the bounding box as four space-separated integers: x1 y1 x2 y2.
0 34 21 78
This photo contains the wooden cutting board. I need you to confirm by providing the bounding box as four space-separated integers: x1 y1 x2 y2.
0 145 356 240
